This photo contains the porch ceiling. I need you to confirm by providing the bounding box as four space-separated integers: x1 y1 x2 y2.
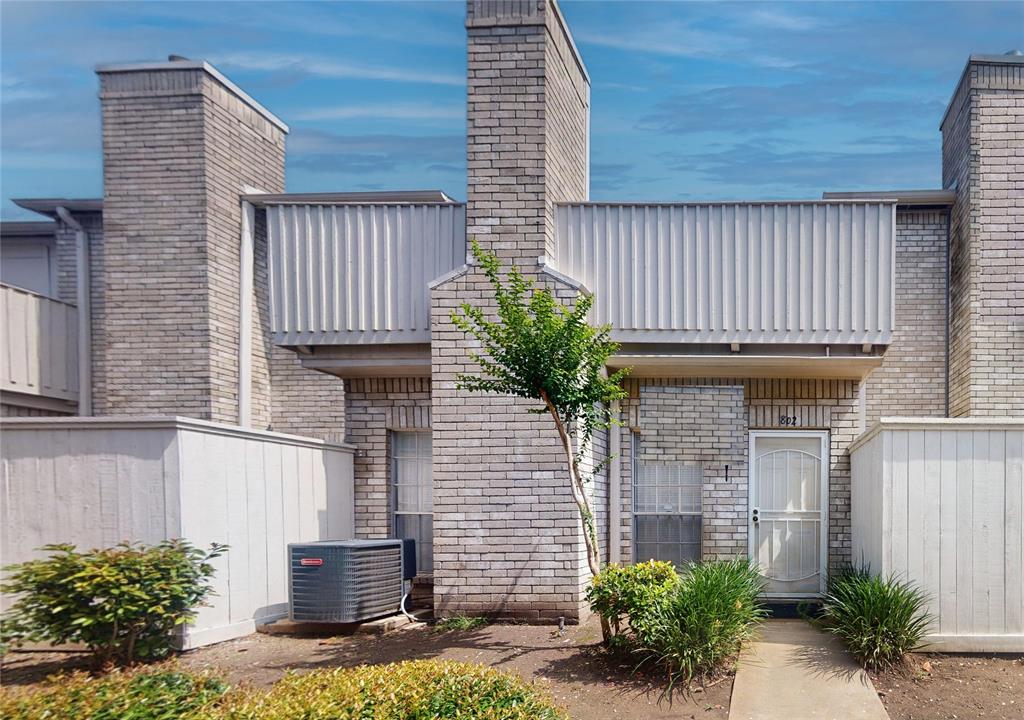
608 353 883 380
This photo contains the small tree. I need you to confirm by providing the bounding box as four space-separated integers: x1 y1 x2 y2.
452 241 629 639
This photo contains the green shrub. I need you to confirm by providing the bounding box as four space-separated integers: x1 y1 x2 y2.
632 559 766 686
820 571 931 671
214 659 565 720
0 665 227 720
1 540 226 666
0 661 563 720
435 615 490 632
586 560 679 638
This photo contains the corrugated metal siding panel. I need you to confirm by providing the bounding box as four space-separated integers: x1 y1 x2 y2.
267 204 465 345
556 203 896 345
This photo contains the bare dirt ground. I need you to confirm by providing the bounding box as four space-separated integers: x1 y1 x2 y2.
1 617 731 720
871 653 1024 720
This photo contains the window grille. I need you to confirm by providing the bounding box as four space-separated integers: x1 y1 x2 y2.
391 430 433 574
632 436 702 566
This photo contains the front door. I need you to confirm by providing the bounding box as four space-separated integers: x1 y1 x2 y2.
748 431 828 597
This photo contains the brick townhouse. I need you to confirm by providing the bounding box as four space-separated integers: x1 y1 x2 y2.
2 0 1021 623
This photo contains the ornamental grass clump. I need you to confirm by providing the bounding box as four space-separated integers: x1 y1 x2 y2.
1 540 225 666
631 559 766 686
0 665 228 720
214 659 566 720
820 570 931 671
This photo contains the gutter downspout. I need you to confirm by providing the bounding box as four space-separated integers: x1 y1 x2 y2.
238 200 255 427
609 399 621 563
55 206 92 416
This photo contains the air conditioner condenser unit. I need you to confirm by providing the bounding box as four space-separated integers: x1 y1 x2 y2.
288 539 416 624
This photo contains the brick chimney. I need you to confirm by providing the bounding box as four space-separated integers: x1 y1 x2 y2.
465 0 590 267
941 52 1024 417
430 1 595 623
95 58 287 422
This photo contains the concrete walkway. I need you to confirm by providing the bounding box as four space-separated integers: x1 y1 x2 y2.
729 619 889 720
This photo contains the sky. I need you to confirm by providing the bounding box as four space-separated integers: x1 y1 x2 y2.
1 1 1022 219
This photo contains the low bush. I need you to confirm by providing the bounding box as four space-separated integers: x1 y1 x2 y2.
632 559 766 686
820 571 931 671
1 660 564 720
586 560 678 638
216 659 565 720
0 665 227 720
1 540 226 666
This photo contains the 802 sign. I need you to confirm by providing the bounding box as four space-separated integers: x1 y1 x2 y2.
778 415 799 426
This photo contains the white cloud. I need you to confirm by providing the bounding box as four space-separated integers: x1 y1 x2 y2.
213 52 464 87
745 8 823 32
292 103 462 122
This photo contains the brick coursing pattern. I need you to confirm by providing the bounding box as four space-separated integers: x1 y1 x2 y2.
941 59 1024 417
54 223 81 305
94 65 347 436
617 378 859 572
863 209 948 425
634 386 748 559
96 67 283 421
431 0 591 621
344 377 432 539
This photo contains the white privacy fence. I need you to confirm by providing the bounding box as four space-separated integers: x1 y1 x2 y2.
850 418 1024 651
0 416 355 648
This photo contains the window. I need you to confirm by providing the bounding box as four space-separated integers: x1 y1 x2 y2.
391 431 433 574
632 436 702 566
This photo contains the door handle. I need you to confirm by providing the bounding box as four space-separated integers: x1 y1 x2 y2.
751 508 760 524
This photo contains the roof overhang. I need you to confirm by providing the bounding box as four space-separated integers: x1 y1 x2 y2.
13 198 104 220
822 189 955 208
609 352 883 380
243 190 458 205
296 344 431 379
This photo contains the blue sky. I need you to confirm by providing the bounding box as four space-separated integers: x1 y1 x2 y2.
1 1 1021 219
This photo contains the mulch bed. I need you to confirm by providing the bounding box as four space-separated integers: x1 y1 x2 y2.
1 617 731 720
871 653 1024 720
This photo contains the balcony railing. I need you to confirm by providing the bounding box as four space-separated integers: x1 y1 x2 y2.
267 203 465 345
554 201 896 346
1 284 78 402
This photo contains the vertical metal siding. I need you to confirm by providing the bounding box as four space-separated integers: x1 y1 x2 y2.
267 204 465 345
556 202 896 345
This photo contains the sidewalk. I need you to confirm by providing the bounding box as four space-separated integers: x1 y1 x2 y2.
729 619 889 720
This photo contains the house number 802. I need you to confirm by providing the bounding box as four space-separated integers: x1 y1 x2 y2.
779 415 799 426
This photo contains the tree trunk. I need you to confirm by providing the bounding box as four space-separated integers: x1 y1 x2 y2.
541 391 611 643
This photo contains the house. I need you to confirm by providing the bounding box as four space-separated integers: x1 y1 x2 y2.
2 1 1021 649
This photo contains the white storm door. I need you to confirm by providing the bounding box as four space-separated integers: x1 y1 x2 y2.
749 431 828 597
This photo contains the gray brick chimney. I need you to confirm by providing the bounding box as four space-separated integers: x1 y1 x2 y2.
465 0 590 267
430 1 596 623
95 59 286 422
941 53 1024 417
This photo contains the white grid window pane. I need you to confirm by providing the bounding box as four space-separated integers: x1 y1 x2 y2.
633 453 702 566
392 431 433 575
